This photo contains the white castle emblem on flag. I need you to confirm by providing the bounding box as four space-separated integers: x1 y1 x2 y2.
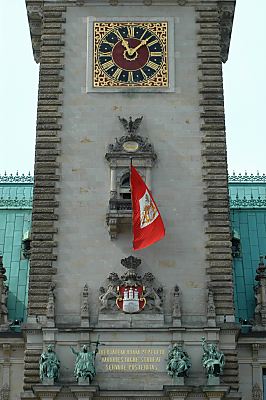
139 190 159 228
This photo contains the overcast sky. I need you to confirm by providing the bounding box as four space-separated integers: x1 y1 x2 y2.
0 1 265 175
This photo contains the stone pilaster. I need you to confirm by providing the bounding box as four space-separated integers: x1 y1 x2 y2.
196 3 235 318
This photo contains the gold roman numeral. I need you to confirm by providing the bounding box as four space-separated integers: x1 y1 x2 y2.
150 52 162 57
147 39 158 47
99 51 112 56
128 71 133 82
115 29 124 40
140 68 148 80
112 67 123 80
140 29 147 40
146 61 160 70
102 40 114 48
127 25 135 38
102 60 114 70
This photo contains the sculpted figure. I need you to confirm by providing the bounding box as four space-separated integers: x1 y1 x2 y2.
201 337 225 377
39 345 60 382
167 344 191 378
142 272 162 312
71 344 99 383
99 272 120 311
172 285 181 318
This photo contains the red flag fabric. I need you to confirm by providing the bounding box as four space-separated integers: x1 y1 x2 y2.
130 165 165 250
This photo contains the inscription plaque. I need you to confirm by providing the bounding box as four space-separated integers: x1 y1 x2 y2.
98 346 167 373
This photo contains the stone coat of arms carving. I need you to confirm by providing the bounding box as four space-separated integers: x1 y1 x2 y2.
99 256 163 314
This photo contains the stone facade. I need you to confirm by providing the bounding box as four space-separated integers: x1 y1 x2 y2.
1 0 246 399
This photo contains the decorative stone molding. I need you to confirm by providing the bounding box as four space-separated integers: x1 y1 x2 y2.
252 383 263 400
196 4 235 318
172 285 182 326
32 385 62 400
218 3 235 63
207 283 216 327
46 283 56 327
0 383 10 400
81 284 90 327
23 3 66 391
26 4 43 63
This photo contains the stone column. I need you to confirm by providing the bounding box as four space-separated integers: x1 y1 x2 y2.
1 344 10 398
110 167 117 198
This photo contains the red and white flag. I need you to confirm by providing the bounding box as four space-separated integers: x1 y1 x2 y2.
130 165 165 251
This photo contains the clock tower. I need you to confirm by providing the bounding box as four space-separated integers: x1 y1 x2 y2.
23 1 237 399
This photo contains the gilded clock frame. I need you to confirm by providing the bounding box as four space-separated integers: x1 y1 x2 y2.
93 21 168 88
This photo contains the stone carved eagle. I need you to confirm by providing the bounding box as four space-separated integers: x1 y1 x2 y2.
118 116 143 134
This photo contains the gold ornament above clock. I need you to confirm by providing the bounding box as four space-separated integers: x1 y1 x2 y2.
93 21 168 88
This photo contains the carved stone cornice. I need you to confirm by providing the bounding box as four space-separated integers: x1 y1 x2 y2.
26 2 43 64
218 2 235 63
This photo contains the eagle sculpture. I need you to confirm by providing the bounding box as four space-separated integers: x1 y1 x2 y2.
118 116 143 134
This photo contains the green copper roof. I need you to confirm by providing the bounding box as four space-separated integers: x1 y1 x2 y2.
228 174 266 322
0 174 33 323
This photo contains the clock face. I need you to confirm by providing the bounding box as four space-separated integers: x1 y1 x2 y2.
93 22 168 87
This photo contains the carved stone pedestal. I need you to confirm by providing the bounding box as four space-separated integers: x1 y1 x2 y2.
42 377 55 385
164 385 193 400
78 376 90 385
202 386 229 400
32 385 62 400
207 376 220 386
70 385 98 400
172 376 184 385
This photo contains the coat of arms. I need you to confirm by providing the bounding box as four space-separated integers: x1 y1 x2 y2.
99 256 163 314
116 285 146 313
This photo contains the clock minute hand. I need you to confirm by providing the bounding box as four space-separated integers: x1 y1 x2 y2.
130 39 148 55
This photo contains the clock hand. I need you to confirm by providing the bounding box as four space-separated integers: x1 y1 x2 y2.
129 39 148 55
120 38 131 53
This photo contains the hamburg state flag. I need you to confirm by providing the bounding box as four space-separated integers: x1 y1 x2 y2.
130 165 165 250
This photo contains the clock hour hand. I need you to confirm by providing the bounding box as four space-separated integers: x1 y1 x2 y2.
120 38 131 53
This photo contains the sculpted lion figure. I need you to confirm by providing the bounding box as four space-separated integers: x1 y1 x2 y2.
99 272 120 311
142 272 163 312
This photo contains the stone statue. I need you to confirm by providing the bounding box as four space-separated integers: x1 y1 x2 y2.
166 344 191 378
99 272 121 311
46 283 56 327
172 285 181 318
142 272 163 312
201 337 225 377
39 345 60 382
71 342 99 383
